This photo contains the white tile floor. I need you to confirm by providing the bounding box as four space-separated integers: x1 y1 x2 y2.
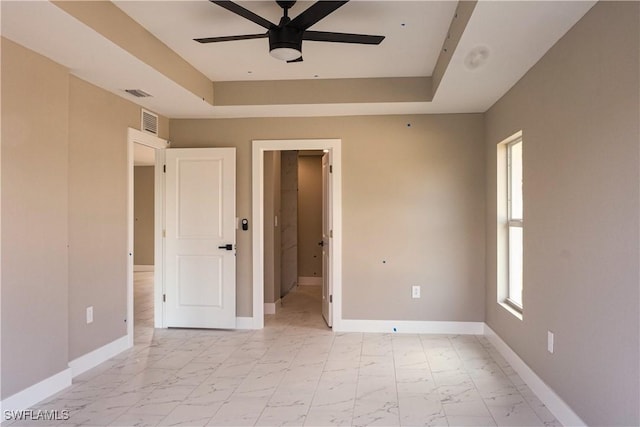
6 272 561 426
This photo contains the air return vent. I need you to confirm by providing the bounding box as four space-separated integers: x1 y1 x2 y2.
125 89 152 98
141 109 158 136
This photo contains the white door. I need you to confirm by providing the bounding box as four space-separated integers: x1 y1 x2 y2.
321 153 333 327
165 148 236 328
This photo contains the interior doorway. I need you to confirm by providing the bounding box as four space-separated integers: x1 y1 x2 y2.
126 128 166 346
262 151 325 324
252 139 342 330
133 143 156 333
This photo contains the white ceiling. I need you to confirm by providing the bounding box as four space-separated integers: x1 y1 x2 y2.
113 1 457 81
434 0 597 112
0 0 596 119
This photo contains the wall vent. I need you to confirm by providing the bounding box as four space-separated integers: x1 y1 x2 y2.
125 89 152 98
141 109 158 135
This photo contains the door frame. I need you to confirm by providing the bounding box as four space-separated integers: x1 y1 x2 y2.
126 128 168 346
251 139 342 329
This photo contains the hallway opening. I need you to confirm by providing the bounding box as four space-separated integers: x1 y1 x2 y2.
263 150 328 327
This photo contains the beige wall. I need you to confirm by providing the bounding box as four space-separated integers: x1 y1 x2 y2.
134 166 154 266
484 2 639 426
169 114 485 320
297 155 323 278
1 38 169 397
1 38 70 398
68 76 141 359
213 77 432 106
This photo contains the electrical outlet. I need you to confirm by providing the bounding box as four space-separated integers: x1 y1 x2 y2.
412 285 421 299
86 306 94 324
547 331 554 353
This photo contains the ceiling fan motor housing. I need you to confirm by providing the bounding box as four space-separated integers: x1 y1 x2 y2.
269 26 303 56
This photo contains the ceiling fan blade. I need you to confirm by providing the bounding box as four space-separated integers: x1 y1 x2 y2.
287 56 304 63
288 1 349 31
303 30 385 45
209 1 275 30
194 33 268 43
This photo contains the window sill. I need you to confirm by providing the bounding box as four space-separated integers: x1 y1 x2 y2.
499 300 523 321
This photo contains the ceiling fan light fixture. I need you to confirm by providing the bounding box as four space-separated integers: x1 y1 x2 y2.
270 47 302 61
268 26 303 61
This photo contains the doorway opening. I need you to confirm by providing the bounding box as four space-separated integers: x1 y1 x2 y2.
132 143 156 336
126 128 166 346
263 150 326 325
252 139 342 330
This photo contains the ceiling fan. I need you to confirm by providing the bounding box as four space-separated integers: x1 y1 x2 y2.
194 0 385 62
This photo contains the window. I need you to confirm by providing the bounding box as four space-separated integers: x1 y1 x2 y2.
506 139 523 308
497 132 523 316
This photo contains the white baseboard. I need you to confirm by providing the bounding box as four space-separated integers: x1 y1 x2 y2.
0 368 72 414
0 335 130 414
134 265 154 272
298 276 322 286
484 325 586 427
264 299 281 315
68 335 131 378
235 317 257 329
335 319 485 335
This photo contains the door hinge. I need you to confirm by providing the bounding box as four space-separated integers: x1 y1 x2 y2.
162 229 166 238
330 229 333 238
163 294 166 302
329 165 333 173
329 294 333 303
163 164 166 173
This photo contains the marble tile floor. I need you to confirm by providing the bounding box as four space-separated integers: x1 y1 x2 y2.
5 272 561 427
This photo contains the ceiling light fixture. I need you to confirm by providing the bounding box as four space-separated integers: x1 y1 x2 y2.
269 26 303 61
270 47 302 61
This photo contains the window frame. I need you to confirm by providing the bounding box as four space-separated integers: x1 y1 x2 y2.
506 138 523 311
497 131 524 318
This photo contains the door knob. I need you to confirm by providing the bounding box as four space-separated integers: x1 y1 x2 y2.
218 244 233 250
